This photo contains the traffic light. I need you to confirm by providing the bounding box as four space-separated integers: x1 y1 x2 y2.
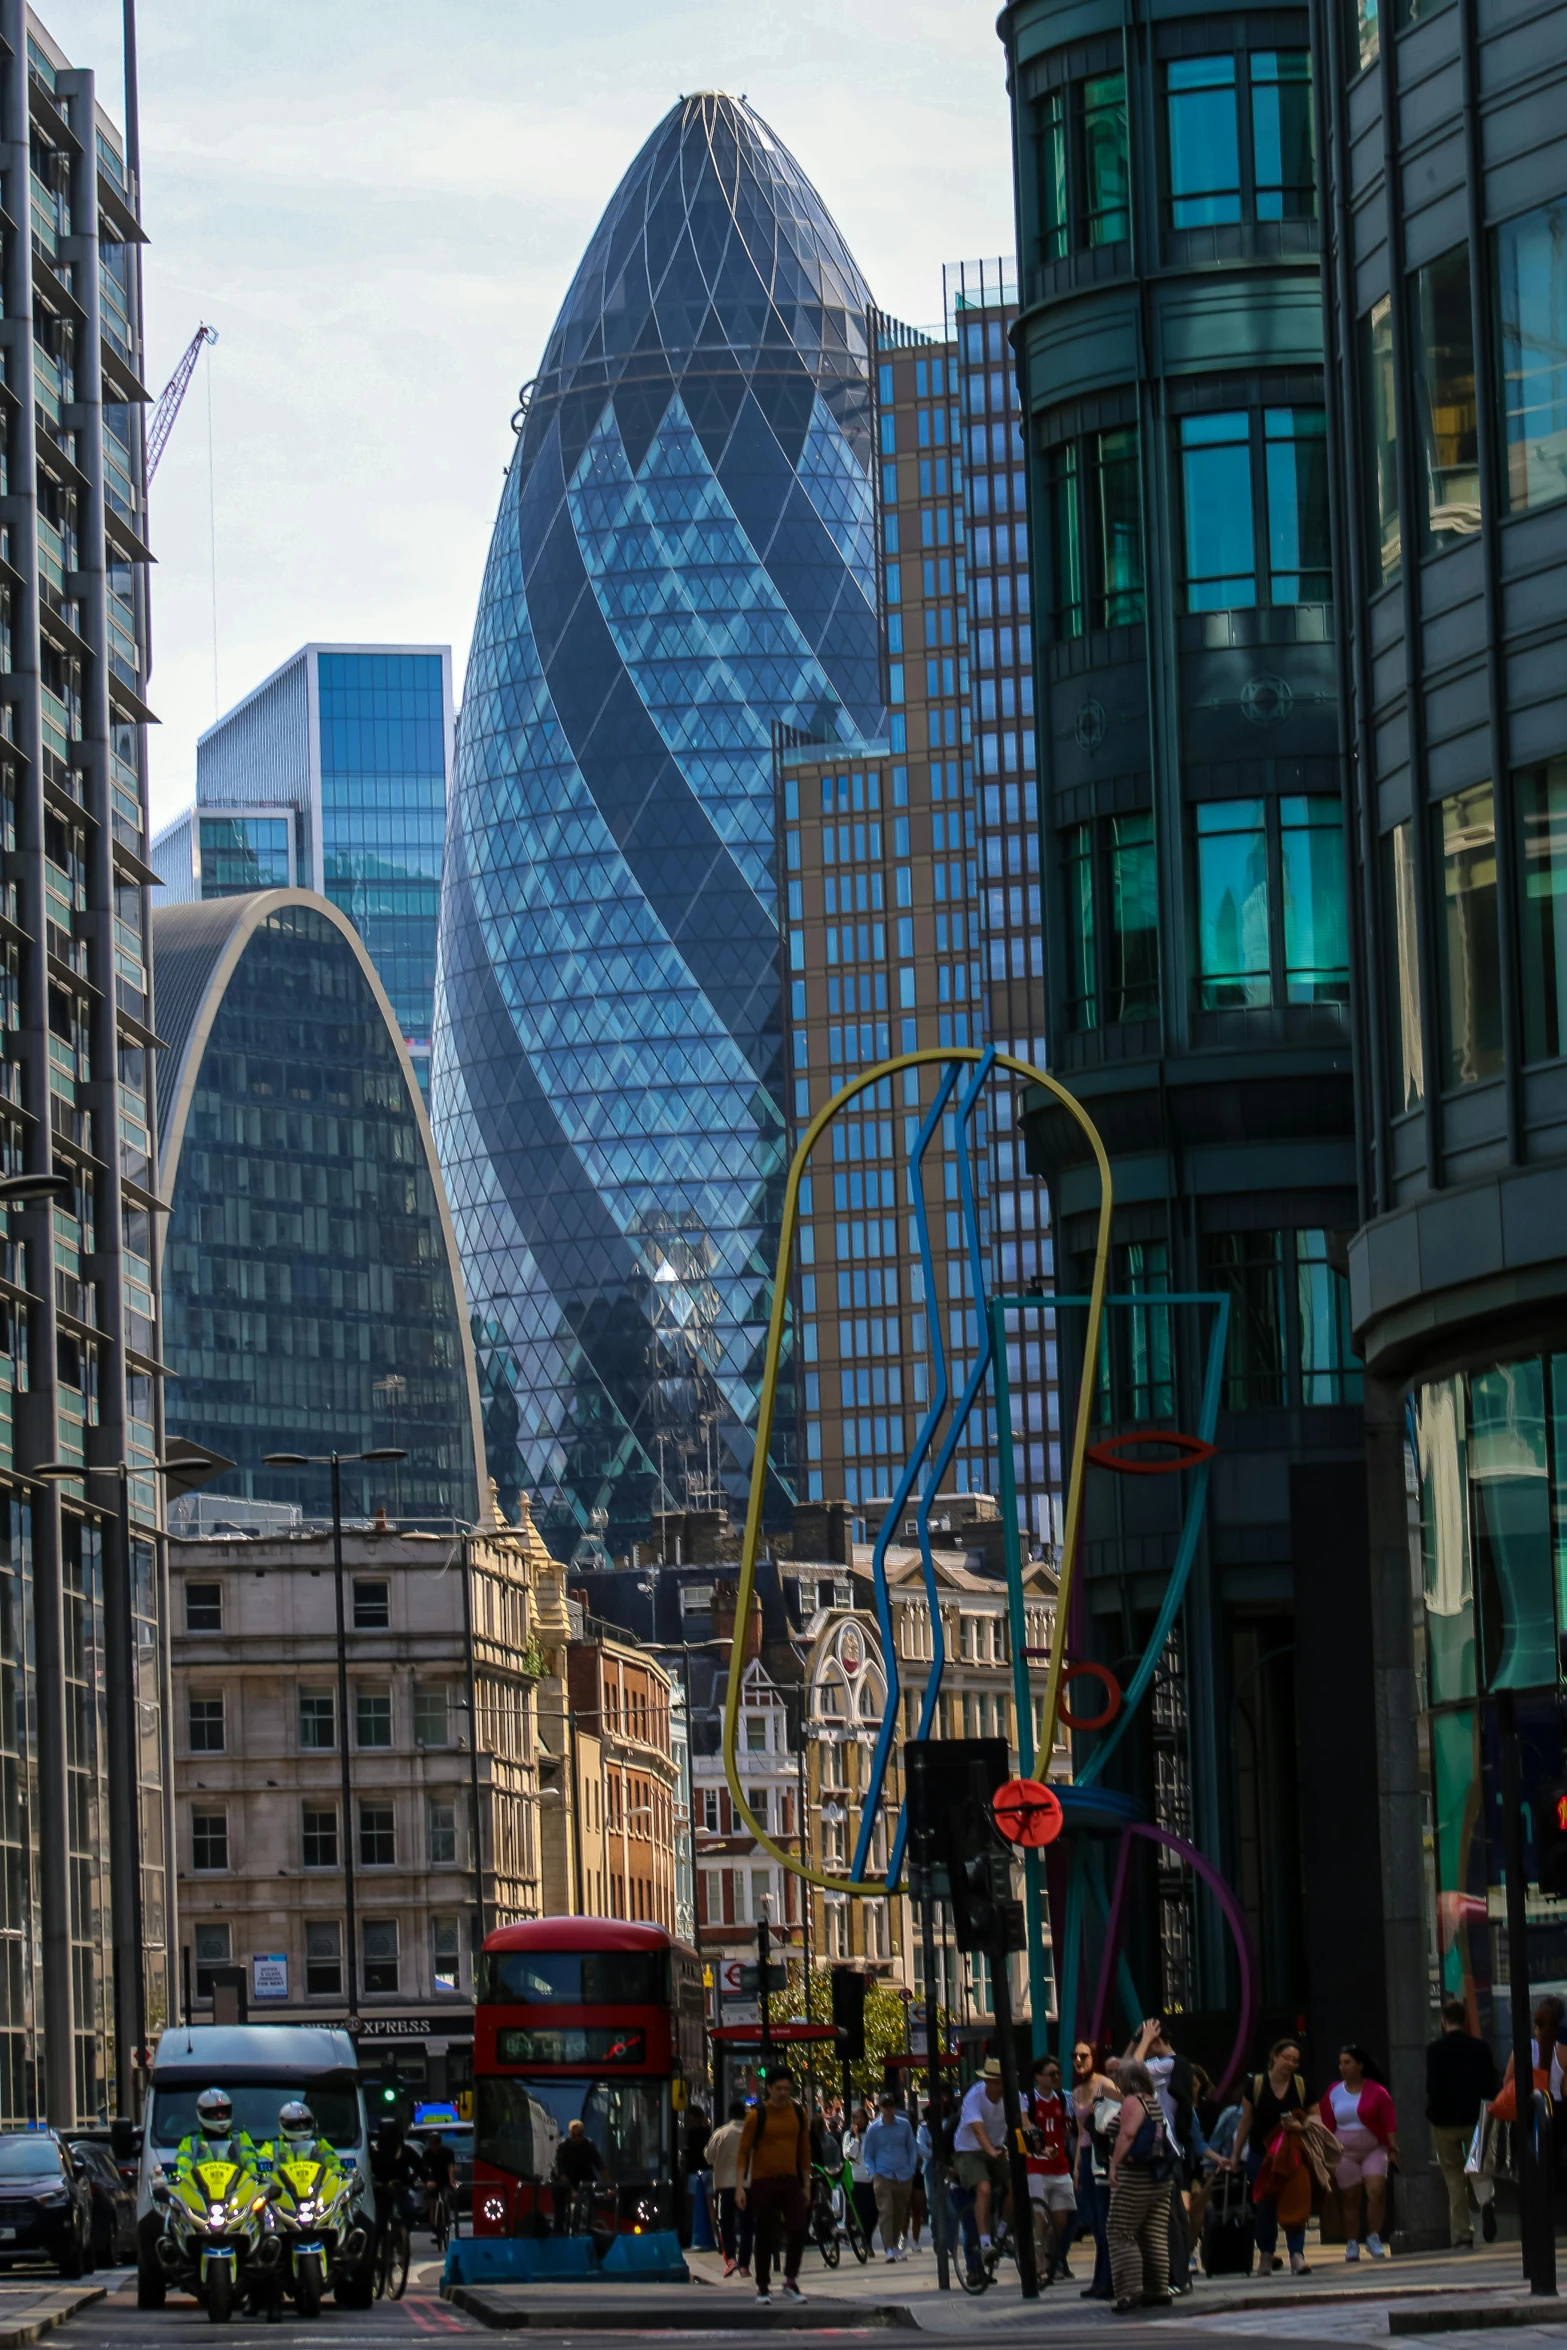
831 1967 867 2061
943 1799 1021 1953
1538 1781 1567 1896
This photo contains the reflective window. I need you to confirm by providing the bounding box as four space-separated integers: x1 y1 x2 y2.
1097 1239 1175 1423
1107 813 1159 1021
1280 796 1349 1003
1167 57 1240 227
1434 784 1503 1088
1519 757 1567 1061
1412 247 1481 547
1383 821 1425 1112
1180 413 1255 607
362 1917 399 1991
1203 1230 1285 1408
1362 297 1401 586
198 816 290 897
1194 801 1270 1007
1045 425 1144 636
1035 73 1129 263
1250 54 1315 220
1045 443 1082 635
1495 201 1567 515
1063 824 1095 1031
1264 409 1330 602
1470 1361 1554 1692
1038 89 1068 263
193 1922 231 2002
305 1920 342 1996
1417 1376 1476 1706
1354 0 1380 72
1295 1231 1362 1404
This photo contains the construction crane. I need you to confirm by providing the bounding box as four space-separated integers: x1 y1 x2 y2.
145 322 217 483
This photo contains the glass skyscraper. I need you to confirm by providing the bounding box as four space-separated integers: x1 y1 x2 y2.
155 644 452 1095
432 93 882 1558
153 894 482 1525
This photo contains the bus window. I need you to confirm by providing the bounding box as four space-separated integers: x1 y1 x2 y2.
479 1951 670 2006
475 2076 671 2184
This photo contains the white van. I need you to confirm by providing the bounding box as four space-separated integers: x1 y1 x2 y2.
136 2024 374 2310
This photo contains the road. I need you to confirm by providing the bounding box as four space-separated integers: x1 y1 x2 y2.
55 2261 482 2343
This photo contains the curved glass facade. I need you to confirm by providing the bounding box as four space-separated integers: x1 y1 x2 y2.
155 897 481 1523
433 92 882 1555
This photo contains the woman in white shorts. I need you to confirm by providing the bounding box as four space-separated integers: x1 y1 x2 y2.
1320 2045 1399 2260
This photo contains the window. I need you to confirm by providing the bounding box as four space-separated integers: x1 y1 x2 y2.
1204 1231 1286 1408
1384 821 1425 1110
188 1694 225 1753
359 1803 396 1867
305 1919 342 1997
1167 56 1239 226
194 1922 230 2001
1195 802 1270 1007
1044 425 1144 638
1412 247 1480 547
353 1578 389 1630
1035 72 1129 263
356 1689 392 1749
1434 784 1502 1088
1519 758 1567 1061
1264 410 1330 602
1495 202 1567 515
1107 813 1159 1021
432 1915 461 1992
362 1918 399 1995
1354 0 1379 73
428 1797 457 1866
1179 407 1328 611
185 1582 222 1632
413 1685 449 1747
1165 47 1313 232
1180 414 1254 606
1296 1231 1363 1404
299 1691 335 1751
1362 297 1400 585
1063 824 1096 1030
1097 1239 1175 1423
191 1809 228 1872
744 1716 767 1753
302 1806 338 1869
1280 797 1349 1002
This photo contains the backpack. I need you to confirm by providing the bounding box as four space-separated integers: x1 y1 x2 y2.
1128 2098 1177 2184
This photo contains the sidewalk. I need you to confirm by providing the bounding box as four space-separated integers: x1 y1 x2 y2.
0 2283 103 2349
686 2239 1567 2336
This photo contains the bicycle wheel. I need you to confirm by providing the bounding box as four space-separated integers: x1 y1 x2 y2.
388 2220 410 2300
373 2229 390 2301
848 2214 870 2267
433 2193 449 2254
950 2199 990 2295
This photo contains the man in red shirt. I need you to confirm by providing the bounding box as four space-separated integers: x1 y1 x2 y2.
1027 2054 1078 2282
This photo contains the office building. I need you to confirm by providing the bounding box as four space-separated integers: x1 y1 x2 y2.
153 892 482 1525
170 1505 555 2099
999 0 1365 2047
431 93 882 1563
0 6 168 2127
1313 0 1567 2226
778 287 1059 1536
154 644 452 1094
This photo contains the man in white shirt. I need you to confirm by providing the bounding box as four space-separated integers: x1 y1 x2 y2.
706 2100 748 2276
953 2058 1009 2248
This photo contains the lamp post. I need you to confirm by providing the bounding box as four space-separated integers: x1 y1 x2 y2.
262 1448 406 2024
28 1439 233 2119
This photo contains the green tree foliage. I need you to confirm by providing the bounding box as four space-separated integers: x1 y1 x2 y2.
760 1962 952 2101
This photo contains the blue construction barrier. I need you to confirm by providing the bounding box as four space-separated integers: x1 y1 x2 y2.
442 2231 689 2289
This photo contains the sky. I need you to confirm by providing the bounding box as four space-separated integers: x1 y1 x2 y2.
43 0 1016 834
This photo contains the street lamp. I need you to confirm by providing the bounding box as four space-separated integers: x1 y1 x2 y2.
262 1449 406 2025
29 1444 233 2117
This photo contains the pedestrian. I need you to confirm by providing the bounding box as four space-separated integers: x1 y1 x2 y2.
1128 2015 1196 2292
843 2101 879 2251
1026 2054 1077 2282
953 2058 1011 2262
1106 2058 1174 2312
917 2094 949 2263
1070 2039 1117 2300
864 2090 919 2262
1425 1996 1498 2249
707 2099 747 2277
736 2066 811 2307
1321 2045 1398 2262
1230 2036 1310 2277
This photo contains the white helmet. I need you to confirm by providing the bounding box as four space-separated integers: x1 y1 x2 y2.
277 2102 315 2148
196 2088 232 2140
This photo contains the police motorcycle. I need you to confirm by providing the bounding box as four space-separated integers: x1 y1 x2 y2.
150 2088 270 2324
256 2101 362 2319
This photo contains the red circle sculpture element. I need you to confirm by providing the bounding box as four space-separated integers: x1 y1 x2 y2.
1085 1430 1218 1477
1057 1660 1123 1732
992 1777 1064 1850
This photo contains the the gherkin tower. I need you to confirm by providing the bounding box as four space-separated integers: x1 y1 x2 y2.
432 94 881 1557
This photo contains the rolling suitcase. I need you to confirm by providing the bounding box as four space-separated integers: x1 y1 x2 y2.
1201 2168 1255 2276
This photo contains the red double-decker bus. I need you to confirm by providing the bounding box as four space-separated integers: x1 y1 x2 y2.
472 1919 707 2240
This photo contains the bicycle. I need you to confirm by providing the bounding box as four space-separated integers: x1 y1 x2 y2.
948 2182 1017 2295
429 2185 451 2254
373 2207 410 2300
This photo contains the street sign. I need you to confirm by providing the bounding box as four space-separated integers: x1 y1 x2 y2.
992 1776 1064 1849
739 1962 787 1994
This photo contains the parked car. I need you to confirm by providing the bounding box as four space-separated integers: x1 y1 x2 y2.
0 2132 93 2275
68 2139 137 2265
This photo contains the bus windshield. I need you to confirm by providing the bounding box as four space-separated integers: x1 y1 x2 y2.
475 2076 670 2184
479 1950 669 2007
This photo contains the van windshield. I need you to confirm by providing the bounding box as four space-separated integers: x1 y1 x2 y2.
150 2082 362 2151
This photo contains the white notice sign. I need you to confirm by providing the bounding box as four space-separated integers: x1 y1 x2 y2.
252 1953 288 2002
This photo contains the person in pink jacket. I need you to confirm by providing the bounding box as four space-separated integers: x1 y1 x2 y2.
1320 2046 1399 2260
